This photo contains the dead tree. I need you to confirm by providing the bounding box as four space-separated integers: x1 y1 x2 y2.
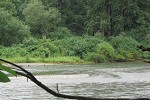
0 58 149 100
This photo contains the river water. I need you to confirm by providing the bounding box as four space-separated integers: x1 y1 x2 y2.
0 62 150 100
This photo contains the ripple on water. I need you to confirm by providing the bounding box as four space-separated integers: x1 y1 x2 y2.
1 63 150 99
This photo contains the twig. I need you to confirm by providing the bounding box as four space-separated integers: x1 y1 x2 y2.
56 83 59 93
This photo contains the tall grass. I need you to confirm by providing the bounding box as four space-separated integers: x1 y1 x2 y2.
4 56 84 63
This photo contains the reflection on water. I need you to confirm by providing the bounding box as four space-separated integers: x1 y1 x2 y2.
0 62 150 100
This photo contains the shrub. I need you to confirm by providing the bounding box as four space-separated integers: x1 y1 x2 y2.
84 42 115 63
53 36 104 58
142 34 150 46
84 52 107 63
109 35 140 60
143 51 150 59
50 27 73 40
0 45 28 58
22 38 60 57
96 42 115 58
115 54 125 61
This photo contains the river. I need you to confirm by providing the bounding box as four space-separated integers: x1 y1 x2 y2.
0 62 150 100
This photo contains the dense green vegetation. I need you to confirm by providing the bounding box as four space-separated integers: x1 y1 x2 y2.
0 63 17 82
0 0 150 63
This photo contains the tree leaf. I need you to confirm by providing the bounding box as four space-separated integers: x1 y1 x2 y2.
0 71 10 82
0 63 17 76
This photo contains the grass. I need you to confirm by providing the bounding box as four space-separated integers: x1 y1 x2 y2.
3 56 85 63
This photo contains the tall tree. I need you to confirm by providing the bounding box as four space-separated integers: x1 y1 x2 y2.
0 8 30 46
0 0 16 15
23 0 61 38
85 0 150 38
11 0 29 20
41 0 87 35
85 0 111 36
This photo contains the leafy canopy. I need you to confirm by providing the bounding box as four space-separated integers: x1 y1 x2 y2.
23 0 61 38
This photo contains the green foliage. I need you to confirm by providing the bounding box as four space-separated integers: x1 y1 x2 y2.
142 34 150 59
0 63 17 82
143 52 150 59
0 38 60 59
43 0 87 35
84 42 115 63
85 0 150 37
44 56 83 63
96 42 115 58
0 0 150 63
50 27 73 40
115 54 125 61
5 56 83 63
110 35 140 60
0 8 30 46
23 0 61 38
84 52 107 63
0 45 28 58
0 71 10 82
0 0 16 15
0 64 17 76
53 36 104 58
22 38 60 58
142 34 150 46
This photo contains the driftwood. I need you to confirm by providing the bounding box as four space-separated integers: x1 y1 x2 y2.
0 58 150 100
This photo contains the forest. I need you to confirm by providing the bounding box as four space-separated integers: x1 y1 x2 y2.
0 0 150 63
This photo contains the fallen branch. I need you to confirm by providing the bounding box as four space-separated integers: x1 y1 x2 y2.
0 59 149 100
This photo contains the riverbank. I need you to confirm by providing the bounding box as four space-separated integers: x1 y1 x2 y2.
1 56 149 65
2 56 87 64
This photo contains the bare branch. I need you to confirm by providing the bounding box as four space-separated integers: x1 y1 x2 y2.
56 83 59 93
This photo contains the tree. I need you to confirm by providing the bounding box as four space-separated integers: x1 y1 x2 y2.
85 0 150 38
0 8 30 46
23 0 61 38
85 0 114 36
41 0 87 35
0 0 16 15
11 0 30 20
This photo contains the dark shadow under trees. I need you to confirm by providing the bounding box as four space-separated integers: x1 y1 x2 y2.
137 45 150 52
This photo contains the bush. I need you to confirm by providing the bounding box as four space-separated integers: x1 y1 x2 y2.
0 45 28 58
84 42 115 63
115 54 125 61
22 39 60 58
96 42 115 58
53 36 104 58
142 34 150 46
127 26 150 41
84 52 107 63
143 51 150 59
50 27 73 40
109 35 140 60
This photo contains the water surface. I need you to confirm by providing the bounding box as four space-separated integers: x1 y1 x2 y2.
0 62 150 99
